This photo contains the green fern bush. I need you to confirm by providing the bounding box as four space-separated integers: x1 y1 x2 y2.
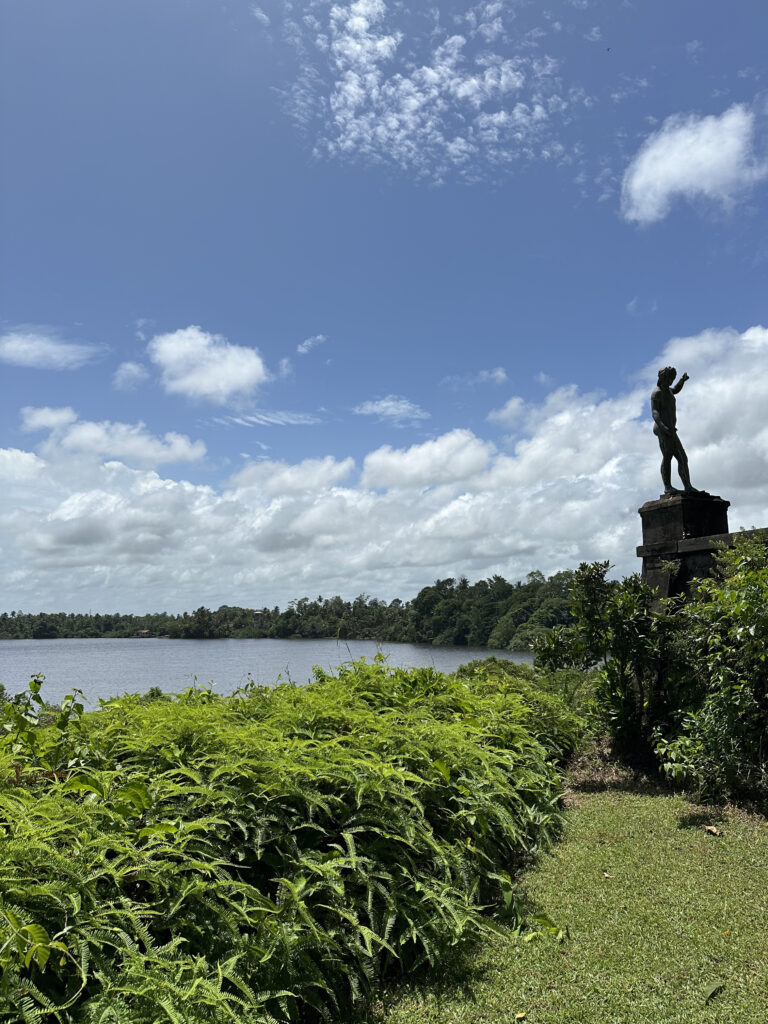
0 658 580 1023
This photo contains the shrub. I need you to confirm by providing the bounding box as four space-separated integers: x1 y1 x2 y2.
655 532 768 798
0 658 578 1023
538 538 768 801
535 564 664 756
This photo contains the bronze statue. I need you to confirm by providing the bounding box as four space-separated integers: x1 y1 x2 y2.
651 366 697 495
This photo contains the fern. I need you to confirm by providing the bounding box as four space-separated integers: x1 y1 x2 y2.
0 659 579 1022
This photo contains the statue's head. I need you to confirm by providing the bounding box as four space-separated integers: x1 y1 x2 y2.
657 366 676 386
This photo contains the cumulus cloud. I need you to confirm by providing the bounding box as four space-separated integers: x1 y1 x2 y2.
232 455 355 495
2 326 768 612
113 361 150 391
264 0 582 182
621 103 768 224
0 328 102 370
147 325 268 404
361 429 494 489
297 334 326 355
353 395 430 426
21 407 206 468
21 406 78 432
0 448 45 482
487 396 525 424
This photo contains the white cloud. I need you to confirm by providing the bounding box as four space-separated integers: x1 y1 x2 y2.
0 328 102 370
21 407 206 468
266 0 581 182
2 326 768 612
621 103 768 224
232 455 354 495
134 319 154 342
685 39 703 60
250 5 270 27
57 423 205 467
220 411 321 427
441 366 507 388
21 406 78 432
297 333 326 355
361 429 493 489
626 296 657 317
487 396 525 424
0 448 45 482
584 26 601 42
609 75 649 105
113 361 150 391
353 395 430 425
147 325 268 404
477 367 507 384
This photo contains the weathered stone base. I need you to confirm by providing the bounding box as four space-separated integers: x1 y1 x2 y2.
637 492 731 599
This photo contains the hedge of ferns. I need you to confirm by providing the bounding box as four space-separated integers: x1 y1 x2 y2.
0 658 581 1023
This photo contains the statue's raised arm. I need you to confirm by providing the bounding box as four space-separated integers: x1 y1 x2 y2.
671 371 689 396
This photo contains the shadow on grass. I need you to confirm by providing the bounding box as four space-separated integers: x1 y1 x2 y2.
346 935 494 1023
565 737 667 797
677 807 727 830
349 888 564 1023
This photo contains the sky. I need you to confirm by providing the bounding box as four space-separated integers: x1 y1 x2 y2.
1 0 767 613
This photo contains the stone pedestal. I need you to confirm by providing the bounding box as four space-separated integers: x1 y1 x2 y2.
637 492 730 598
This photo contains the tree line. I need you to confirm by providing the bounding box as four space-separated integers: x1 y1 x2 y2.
0 570 574 649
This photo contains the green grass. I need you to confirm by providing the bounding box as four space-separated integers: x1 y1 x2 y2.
371 780 768 1024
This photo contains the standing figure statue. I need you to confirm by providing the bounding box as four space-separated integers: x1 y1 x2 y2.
651 366 697 495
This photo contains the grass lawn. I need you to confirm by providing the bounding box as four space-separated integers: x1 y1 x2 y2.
368 759 768 1024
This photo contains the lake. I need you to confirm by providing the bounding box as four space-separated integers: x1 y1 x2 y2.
0 637 533 707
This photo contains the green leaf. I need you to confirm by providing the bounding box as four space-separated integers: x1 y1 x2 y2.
22 923 50 945
116 781 152 812
22 923 51 969
62 774 105 799
138 822 178 839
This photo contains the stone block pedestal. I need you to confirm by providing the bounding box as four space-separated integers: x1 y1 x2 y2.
637 492 730 598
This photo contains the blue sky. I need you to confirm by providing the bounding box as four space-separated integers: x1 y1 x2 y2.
1 0 767 612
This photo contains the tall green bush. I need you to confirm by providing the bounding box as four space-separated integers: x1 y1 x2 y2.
655 533 768 798
538 538 768 800
534 563 682 756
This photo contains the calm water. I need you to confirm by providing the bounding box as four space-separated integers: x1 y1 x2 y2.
0 638 532 707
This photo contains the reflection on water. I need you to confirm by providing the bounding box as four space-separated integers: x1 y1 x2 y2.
0 637 533 707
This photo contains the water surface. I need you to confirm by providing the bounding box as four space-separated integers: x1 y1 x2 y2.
0 637 532 707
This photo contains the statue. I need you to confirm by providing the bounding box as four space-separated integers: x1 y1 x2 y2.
651 366 697 495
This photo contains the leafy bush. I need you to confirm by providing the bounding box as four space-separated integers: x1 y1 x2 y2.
0 658 579 1023
455 657 592 734
537 538 768 800
534 563 678 756
655 533 768 798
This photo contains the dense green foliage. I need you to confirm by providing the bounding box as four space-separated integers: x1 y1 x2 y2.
655 534 768 798
0 570 573 649
537 534 768 800
0 658 580 1023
